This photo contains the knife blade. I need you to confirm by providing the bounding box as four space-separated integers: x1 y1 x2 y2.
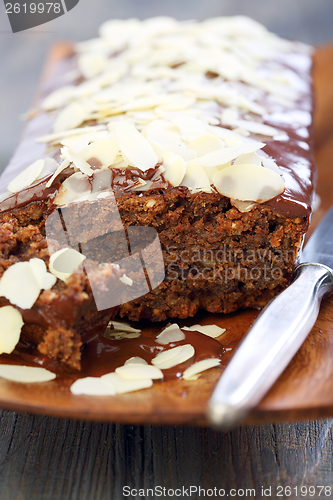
207 205 333 429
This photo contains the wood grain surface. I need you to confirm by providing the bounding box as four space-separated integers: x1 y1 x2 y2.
0 410 332 499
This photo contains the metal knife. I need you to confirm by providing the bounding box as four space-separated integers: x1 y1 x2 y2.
208 205 333 429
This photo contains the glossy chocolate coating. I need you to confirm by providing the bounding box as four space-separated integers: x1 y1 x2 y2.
0 43 316 376
1 328 225 382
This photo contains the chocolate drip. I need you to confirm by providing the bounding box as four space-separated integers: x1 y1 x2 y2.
81 329 224 380
0 174 60 214
0 165 168 214
0 48 316 221
1 328 225 381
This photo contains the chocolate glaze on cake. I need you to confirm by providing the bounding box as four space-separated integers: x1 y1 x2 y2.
0 17 317 371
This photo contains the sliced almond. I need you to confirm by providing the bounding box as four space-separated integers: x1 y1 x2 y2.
7 159 44 193
53 102 86 134
101 372 153 394
183 358 221 380
0 259 56 310
181 163 211 191
187 135 224 157
107 321 141 334
41 85 76 111
212 163 285 202
129 178 148 191
237 96 266 116
37 158 59 179
69 137 91 153
145 119 183 153
162 152 186 186
119 274 133 286
115 364 163 380
183 374 200 381
124 357 148 365
60 131 108 147
78 52 108 79
70 376 116 396
233 127 251 137
182 324 226 338
60 134 89 148
80 137 119 167
0 262 41 309
0 364 56 383
0 306 24 355
187 141 265 168
98 82 149 105
168 114 209 142
97 191 113 199
233 153 262 166
155 324 185 345
107 331 141 340
230 199 257 213
0 191 11 202
73 79 101 99
61 147 94 176
29 258 57 290
37 125 107 145
36 18 309 200
129 110 158 126
146 138 167 162
116 123 158 171
151 344 195 370
49 248 86 282
204 164 230 184
158 96 196 111
221 108 239 126
91 168 112 193
234 119 280 137
208 124 247 142
95 63 129 88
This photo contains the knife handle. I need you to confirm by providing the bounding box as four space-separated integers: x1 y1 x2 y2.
208 263 333 429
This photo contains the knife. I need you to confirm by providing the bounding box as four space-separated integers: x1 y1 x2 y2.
207 205 333 429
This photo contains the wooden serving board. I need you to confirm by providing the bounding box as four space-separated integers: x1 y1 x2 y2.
0 43 333 426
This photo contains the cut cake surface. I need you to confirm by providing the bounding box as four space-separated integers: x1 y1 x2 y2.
0 16 316 366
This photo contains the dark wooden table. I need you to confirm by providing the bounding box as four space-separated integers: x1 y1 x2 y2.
1 45 333 500
0 411 333 499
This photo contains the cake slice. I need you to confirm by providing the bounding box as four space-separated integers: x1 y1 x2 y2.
0 17 316 367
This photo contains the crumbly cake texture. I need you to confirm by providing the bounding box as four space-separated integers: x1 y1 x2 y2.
117 191 307 321
0 17 315 364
